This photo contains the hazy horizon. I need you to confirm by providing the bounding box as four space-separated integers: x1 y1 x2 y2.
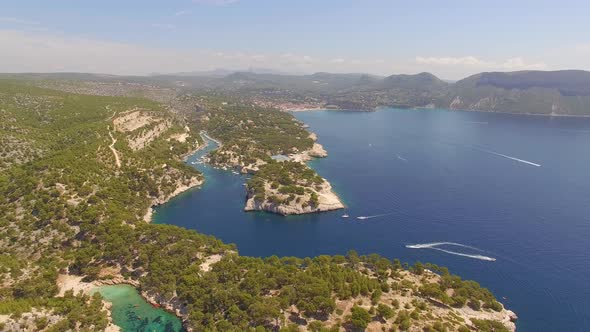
2 0 590 80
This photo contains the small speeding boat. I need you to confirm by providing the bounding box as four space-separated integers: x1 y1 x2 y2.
342 214 350 218
356 216 368 220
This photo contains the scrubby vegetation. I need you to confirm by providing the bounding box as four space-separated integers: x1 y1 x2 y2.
206 102 313 152
195 95 339 213
203 102 313 170
418 264 503 311
0 80 207 329
0 80 513 331
247 161 324 207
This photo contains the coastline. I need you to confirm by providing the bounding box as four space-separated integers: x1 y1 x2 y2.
287 107 372 113
375 104 590 118
58 119 516 332
56 273 192 331
56 273 142 332
447 106 590 118
143 130 223 223
143 176 203 222
245 132 345 215
143 131 209 223
244 177 345 215
200 130 222 146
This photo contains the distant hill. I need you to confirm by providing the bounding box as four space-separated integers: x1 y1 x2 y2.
449 70 590 115
458 70 590 96
5 69 590 115
214 69 590 115
381 72 448 90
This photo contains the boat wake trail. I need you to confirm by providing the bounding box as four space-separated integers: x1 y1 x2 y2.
356 213 393 220
475 147 541 167
396 155 408 162
405 242 496 261
406 241 480 250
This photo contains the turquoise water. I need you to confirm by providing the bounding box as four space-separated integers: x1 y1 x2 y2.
94 285 184 332
155 108 590 331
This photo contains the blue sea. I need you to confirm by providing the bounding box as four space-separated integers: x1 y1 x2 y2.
154 108 590 331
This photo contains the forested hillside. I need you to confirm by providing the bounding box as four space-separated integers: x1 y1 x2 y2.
0 81 516 331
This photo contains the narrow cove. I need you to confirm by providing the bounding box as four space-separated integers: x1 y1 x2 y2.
153 108 590 331
93 285 184 332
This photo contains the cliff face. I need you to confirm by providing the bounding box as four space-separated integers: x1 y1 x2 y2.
244 179 344 215
243 135 344 215
143 174 203 222
289 142 328 162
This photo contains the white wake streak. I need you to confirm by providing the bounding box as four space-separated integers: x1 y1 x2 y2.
405 242 496 261
478 148 541 167
405 241 481 251
428 247 496 261
357 213 392 220
397 155 407 162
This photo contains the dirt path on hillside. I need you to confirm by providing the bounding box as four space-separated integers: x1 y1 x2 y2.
108 129 121 168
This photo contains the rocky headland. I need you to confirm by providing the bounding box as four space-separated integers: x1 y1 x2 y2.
244 177 344 215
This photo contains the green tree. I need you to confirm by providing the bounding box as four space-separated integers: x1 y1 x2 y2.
348 306 371 330
376 303 394 320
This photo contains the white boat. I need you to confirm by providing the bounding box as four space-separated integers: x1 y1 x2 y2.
342 214 350 218
356 216 368 220
232 171 239 175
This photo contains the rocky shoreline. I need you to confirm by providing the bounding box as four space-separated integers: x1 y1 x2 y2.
55 273 141 332
143 134 207 222
244 178 344 215
55 271 195 331
54 264 517 332
244 131 345 215
143 175 203 222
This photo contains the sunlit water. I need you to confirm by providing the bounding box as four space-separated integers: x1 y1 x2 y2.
154 108 590 331
94 285 184 332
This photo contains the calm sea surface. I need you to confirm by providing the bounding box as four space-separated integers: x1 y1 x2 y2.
154 108 590 331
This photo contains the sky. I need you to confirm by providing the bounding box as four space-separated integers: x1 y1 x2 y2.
1 0 590 79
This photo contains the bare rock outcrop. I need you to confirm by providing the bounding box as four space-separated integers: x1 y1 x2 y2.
244 179 344 215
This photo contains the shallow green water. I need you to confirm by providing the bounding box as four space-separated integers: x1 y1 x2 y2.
94 285 184 332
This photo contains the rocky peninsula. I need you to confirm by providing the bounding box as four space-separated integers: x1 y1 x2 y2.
245 175 344 215
243 143 344 215
242 131 344 215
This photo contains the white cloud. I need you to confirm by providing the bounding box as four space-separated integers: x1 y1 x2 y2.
278 53 314 66
415 55 547 71
416 56 484 66
500 57 546 70
175 10 191 16
0 30 331 75
0 29 567 79
0 17 39 25
542 43 590 72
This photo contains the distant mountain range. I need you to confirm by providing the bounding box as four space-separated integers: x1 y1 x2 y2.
3 69 590 115
180 70 590 115
159 67 306 78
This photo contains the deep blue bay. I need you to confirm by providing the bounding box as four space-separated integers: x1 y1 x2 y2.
154 108 590 331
